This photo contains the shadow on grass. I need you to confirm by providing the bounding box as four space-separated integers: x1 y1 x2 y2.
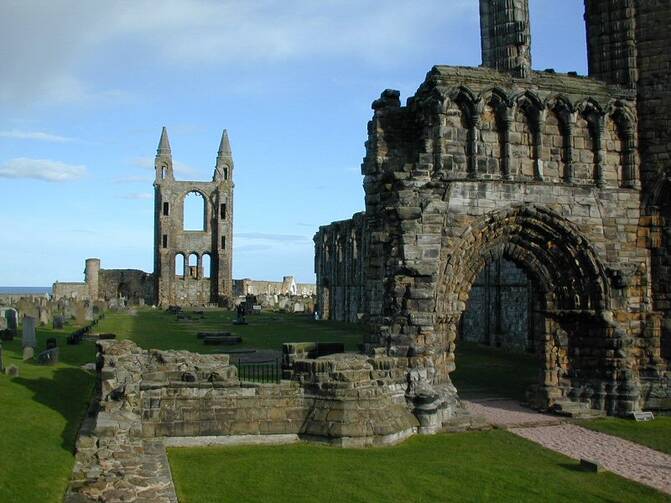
13 367 94 451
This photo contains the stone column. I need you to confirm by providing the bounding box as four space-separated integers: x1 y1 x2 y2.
533 110 546 181
564 114 576 184
500 106 514 181
622 127 639 189
467 120 479 179
594 115 606 188
480 0 532 78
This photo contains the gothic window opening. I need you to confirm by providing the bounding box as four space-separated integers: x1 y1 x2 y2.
183 191 206 231
162 234 168 249
220 203 227 219
188 253 198 279
163 202 170 216
175 253 185 278
202 253 212 279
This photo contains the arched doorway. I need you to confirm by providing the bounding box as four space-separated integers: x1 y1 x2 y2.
434 205 634 414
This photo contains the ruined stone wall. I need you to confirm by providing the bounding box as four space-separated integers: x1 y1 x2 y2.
314 212 367 322
99 269 155 305
52 282 89 300
154 128 234 307
634 2 671 363
233 277 316 297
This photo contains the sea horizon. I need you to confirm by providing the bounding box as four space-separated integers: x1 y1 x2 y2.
0 286 52 295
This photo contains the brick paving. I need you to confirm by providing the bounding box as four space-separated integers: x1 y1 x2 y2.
466 399 671 495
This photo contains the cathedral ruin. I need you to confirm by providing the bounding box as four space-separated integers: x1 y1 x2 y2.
315 0 671 415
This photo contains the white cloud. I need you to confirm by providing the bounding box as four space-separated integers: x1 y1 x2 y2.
0 158 86 182
0 1 476 105
0 130 76 143
120 192 153 200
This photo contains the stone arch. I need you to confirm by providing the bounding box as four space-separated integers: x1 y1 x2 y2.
183 190 208 231
575 99 604 185
175 253 186 278
434 205 621 410
607 103 638 188
448 87 479 178
513 92 544 179
545 96 574 183
477 89 510 178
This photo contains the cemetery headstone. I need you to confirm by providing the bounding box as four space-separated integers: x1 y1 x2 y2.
37 347 59 365
53 315 65 329
22 346 34 361
22 315 37 348
38 308 49 326
6 309 18 333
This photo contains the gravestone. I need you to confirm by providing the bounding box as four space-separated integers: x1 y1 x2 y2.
6 309 18 333
53 315 65 329
38 308 49 326
22 315 37 348
22 346 34 361
37 347 59 365
633 411 655 422
6 364 19 377
0 316 6 331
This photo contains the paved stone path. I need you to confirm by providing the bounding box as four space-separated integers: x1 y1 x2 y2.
465 399 671 495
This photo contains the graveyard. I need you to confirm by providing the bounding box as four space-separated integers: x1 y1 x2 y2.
0 310 670 501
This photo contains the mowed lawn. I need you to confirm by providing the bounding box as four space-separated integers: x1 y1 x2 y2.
96 308 366 353
168 430 669 503
0 322 96 503
451 341 538 401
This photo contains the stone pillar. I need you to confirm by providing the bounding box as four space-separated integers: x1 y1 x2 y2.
594 115 606 188
500 106 514 180
480 0 532 78
622 127 639 189
467 119 480 179
564 114 576 184
533 110 545 181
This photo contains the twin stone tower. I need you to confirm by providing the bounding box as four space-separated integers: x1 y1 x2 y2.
153 127 234 307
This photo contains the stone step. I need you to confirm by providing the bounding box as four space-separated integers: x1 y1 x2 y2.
551 400 606 419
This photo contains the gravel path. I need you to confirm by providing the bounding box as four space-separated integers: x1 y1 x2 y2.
465 399 671 495
513 424 671 495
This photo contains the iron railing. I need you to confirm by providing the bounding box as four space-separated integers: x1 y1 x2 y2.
235 358 281 384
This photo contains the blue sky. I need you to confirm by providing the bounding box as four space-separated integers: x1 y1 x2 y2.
0 0 588 286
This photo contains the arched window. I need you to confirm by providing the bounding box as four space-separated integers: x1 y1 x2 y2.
161 166 168 179
202 253 212 279
183 191 206 231
188 253 198 279
175 253 185 278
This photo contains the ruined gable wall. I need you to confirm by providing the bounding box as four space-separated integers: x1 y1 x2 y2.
98 269 155 305
314 213 367 322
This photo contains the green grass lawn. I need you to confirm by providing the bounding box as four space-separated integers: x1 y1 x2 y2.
0 321 96 503
451 341 539 400
95 308 366 353
577 416 671 456
168 430 668 503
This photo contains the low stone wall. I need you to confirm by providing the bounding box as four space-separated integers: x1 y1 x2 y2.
67 339 481 500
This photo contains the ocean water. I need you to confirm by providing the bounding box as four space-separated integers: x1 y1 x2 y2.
0 286 52 295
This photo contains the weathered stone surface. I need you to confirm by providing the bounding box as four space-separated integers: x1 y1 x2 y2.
314 1 671 416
